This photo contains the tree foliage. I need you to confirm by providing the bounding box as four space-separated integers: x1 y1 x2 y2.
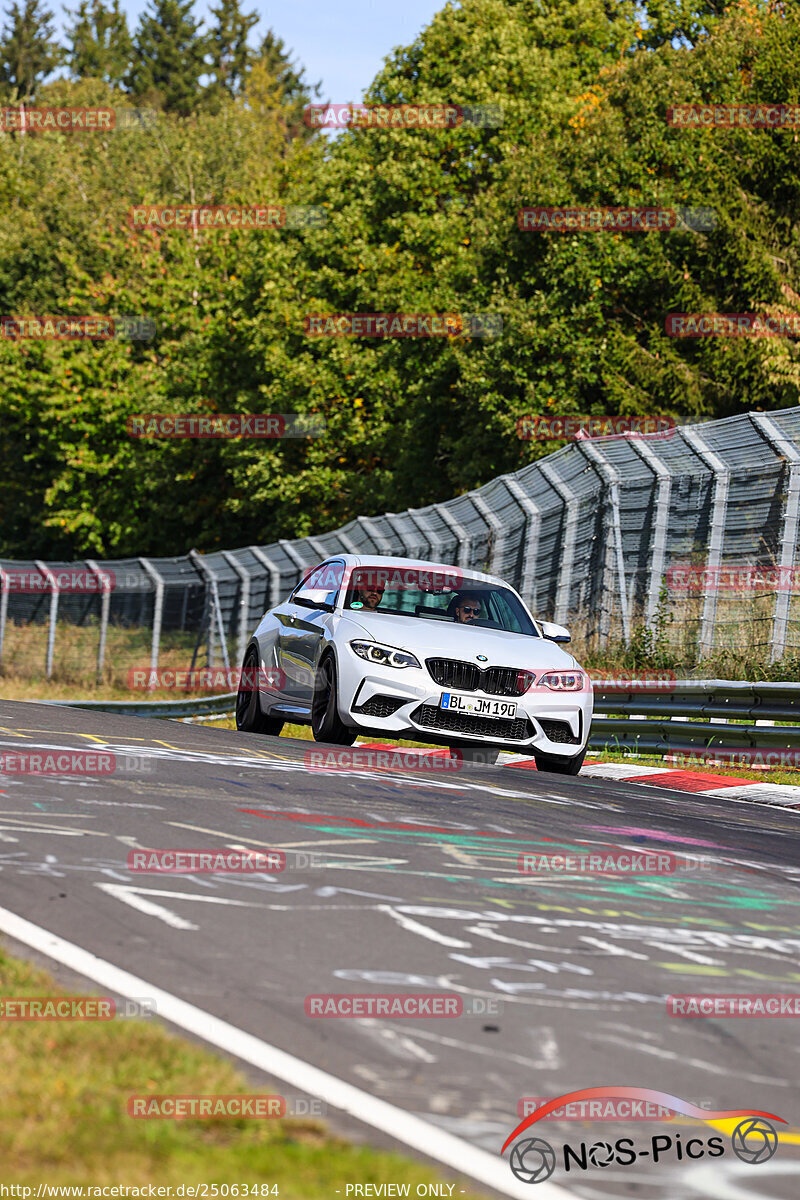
0 0 799 558
0 0 60 100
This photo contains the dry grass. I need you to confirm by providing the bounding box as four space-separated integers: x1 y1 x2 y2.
0 619 226 702
0 946 489 1196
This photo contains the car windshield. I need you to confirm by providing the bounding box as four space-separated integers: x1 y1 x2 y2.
343 566 539 636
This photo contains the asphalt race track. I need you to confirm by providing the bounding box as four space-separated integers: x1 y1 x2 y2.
1 700 799 1199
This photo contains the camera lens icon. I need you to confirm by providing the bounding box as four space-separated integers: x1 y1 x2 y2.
509 1137 556 1184
731 1118 778 1164
588 1140 615 1167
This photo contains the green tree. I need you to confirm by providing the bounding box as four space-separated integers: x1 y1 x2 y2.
251 29 321 138
2 0 800 559
65 0 132 88
126 0 206 115
0 0 60 100
639 0 728 49
207 0 257 99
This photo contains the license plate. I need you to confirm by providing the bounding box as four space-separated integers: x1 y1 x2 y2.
440 692 517 719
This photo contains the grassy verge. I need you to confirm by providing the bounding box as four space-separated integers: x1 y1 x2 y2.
0 946 488 1196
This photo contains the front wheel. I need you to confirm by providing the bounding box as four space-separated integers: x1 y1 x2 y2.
311 654 357 745
533 748 586 775
236 647 284 735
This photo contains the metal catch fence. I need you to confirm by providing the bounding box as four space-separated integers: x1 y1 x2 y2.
2 406 800 686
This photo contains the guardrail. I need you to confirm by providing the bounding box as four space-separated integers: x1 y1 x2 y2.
37 679 800 762
590 679 800 762
39 693 238 720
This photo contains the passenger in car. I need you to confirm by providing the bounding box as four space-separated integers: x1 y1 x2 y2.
350 574 386 610
450 592 483 624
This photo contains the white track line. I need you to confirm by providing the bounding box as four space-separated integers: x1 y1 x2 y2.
0 905 575 1199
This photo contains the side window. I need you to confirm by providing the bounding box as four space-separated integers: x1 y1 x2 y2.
292 561 344 608
489 591 524 633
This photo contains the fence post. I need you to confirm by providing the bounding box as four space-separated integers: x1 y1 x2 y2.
222 551 251 671
249 546 283 610
433 503 471 568
356 515 392 554
0 566 8 667
332 530 360 553
406 507 441 560
575 434 631 645
189 550 230 673
278 538 313 586
502 476 542 612
623 433 673 626
680 427 730 659
34 560 59 679
469 491 505 576
85 558 111 683
306 536 333 560
538 462 579 627
138 558 165 672
384 514 421 558
749 411 800 662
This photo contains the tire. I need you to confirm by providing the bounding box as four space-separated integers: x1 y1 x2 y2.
235 647 284 735
311 654 357 745
533 748 586 775
449 745 500 766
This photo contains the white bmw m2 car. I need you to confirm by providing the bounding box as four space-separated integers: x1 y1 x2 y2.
235 555 592 773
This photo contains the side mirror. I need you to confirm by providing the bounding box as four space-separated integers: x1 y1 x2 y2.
540 621 571 644
293 589 335 612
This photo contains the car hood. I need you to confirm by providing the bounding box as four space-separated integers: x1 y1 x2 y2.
338 611 578 670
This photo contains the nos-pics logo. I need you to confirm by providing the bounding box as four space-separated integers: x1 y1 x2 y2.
501 1087 783 1184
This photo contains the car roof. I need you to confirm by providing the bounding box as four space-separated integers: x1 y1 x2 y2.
316 553 510 590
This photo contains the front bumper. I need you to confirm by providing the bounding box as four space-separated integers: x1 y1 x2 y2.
338 656 592 755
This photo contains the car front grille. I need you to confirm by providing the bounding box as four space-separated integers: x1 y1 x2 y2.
412 704 533 741
538 717 582 745
353 694 407 718
426 658 529 697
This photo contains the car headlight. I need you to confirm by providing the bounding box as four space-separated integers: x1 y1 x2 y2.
538 671 585 691
350 640 421 669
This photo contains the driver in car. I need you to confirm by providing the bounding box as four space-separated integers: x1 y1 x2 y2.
451 592 483 624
